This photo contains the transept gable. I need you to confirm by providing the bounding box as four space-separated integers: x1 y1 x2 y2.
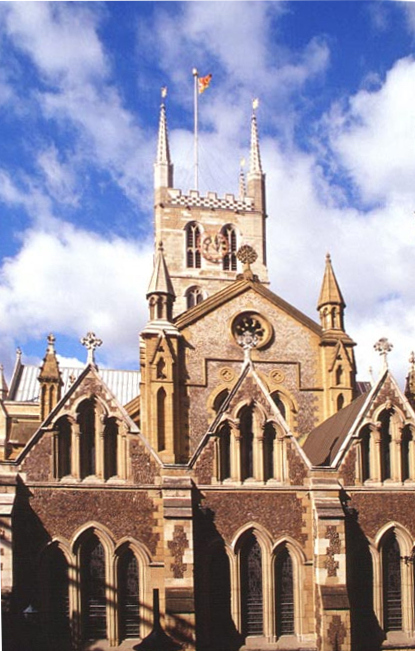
15 365 161 481
191 356 310 485
175 278 322 337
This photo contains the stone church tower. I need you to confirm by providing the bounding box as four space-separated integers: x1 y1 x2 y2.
154 99 268 315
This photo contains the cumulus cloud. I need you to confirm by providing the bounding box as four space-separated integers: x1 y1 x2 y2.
0 221 153 374
326 56 415 204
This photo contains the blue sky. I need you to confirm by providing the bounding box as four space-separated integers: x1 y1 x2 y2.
1 1 415 386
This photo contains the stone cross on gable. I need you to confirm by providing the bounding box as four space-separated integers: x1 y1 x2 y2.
80 332 102 368
374 337 393 369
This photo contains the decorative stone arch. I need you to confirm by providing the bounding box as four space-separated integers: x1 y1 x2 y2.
113 538 152 642
271 537 306 640
207 383 234 419
184 284 206 309
269 387 298 431
72 523 116 645
373 523 415 636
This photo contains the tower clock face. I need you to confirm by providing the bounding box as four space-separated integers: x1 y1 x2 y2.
199 231 228 263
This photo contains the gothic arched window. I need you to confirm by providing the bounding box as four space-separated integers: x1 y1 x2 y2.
186 222 202 269
104 417 118 480
337 394 344 411
271 392 286 420
219 423 231 481
118 549 140 639
186 285 204 309
264 422 276 481
241 532 263 636
382 532 402 632
240 406 254 480
401 425 412 482
157 388 166 452
81 535 107 641
379 409 392 481
56 416 71 478
78 398 96 479
360 425 371 482
222 224 237 271
275 546 294 637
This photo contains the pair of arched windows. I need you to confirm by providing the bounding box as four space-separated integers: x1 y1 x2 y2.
185 222 237 270
217 398 288 483
55 398 119 481
359 408 414 483
207 534 295 645
43 537 140 644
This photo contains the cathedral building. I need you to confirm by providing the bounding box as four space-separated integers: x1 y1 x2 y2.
1 99 415 651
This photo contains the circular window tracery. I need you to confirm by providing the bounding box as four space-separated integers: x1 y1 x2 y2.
231 311 272 350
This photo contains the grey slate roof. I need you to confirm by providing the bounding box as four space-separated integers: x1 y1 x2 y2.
8 364 140 407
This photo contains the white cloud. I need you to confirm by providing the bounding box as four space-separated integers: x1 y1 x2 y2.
0 222 153 375
326 56 415 204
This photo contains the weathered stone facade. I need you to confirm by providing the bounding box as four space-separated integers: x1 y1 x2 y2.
1 104 415 651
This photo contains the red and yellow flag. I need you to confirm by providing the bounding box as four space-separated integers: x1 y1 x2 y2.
198 73 212 94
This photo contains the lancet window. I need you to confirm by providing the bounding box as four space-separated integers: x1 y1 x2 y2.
78 398 96 479
379 409 392 481
81 535 107 641
118 549 140 639
240 406 254 480
382 533 402 632
186 285 204 309
157 388 166 452
104 417 118 480
186 222 202 268
240 533 263 636
222 224 237 271
56 416 71 478
275 546 294 637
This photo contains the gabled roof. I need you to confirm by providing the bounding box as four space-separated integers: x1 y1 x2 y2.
15 364 141 464
175 278 322 336
303 367 415 468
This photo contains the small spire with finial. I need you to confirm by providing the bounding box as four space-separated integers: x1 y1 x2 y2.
80 332 102 368
374 337 393 370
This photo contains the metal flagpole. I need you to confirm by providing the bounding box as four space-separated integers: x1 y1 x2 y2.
192 68 199 191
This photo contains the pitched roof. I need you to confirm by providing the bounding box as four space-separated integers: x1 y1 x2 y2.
8 363 140 406
175 277 322 335
303 391 370 466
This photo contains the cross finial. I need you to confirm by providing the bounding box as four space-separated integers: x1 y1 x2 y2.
374 337 393 369
47 333 56 353
409 351 415 370
237 244 258 281
80 332 102 368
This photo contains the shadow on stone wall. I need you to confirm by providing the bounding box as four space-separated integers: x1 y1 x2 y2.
193 486 243 651
343 496 385 651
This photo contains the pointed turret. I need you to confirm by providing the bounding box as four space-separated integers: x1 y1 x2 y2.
238 159 246 199
154 91 173 194
0 365 8 401
147 242 175 322
38 333 62 420
247 102 266 213
318 253 346 332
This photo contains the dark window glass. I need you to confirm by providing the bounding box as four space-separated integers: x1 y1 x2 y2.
383 533 402 632
241 533 263 636
81 536 107 640
276 547 294 636
118 550 140 639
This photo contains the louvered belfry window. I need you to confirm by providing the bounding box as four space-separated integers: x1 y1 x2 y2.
276 547 294 636
383 534 402 632
82 536 107 640
186 222 201 268
118 550 140 639
241 533 263 636
222 224 237 271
